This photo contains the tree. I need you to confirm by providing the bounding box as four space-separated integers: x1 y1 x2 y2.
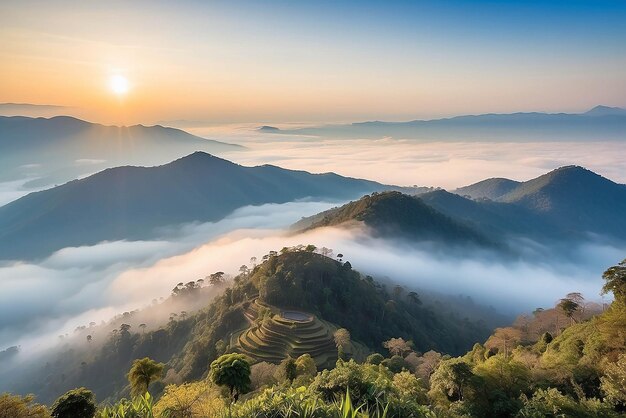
295 353 317 377
485 327 522 358
86 335 92 343
153 381 224 418
416 350 442 385
393 285 405 300
601 353 626 406
333 328 350 360
210 353 251 405
139 323 147 333
0 393 50 418
474 355 531 399
393 371 428 404
319 247 333 258
127 357 165 396
602 259 626 304
208 272 225 286
429 359 475 402
250 362 278 390
382 355 410 373
407 291 421 305
558 298 580 325
383 337 413 357
277 357 297 382
51 388 96 418
337 253 344 262
366 353 385 365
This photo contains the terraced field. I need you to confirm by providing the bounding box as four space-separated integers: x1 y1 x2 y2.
235 300 339 369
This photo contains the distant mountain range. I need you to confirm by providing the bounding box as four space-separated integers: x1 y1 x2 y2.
0 115 242 187
0 152 386 260
266 105 626 140
297 166 626 248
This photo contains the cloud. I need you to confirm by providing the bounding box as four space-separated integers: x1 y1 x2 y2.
75 159 107 166
193 126 626 189
115 225 617 315
0 177 43 206
0 200 340 350
0 103 70 117
0 197 622 359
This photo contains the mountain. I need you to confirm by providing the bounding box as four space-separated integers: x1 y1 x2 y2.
274 106 626 140
6 249 493 402
293 191 492 246
0 115 242 187
296 166 626 247
0 152 385 260
436 166 626 241
258 125 280 132
497 166 626 236
583 105 626 117
419 189 565 241
454 178 521 200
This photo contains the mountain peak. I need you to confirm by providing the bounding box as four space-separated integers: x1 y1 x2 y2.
258 125 280 132
584 105 626 116
295 191 490 245
454 177 520 200
543 165 601 180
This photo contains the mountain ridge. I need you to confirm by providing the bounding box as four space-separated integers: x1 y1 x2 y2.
0 115 243 188
0 152 387 260
271 106 626 140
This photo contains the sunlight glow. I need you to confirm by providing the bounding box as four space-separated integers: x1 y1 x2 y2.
109 74 129 96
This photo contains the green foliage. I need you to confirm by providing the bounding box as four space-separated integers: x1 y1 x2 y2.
51 388 96 418
366 353 384 365
153 382 224 417
97 393 154 418
127 358 164 396
600 353 626 407
381 355 409 373
210 353 251 402
0 393 50 418
602 258 626 304
428 358 475 403
518 388 618 418
278 357 298 382
296 354 318 378
250 251 488 355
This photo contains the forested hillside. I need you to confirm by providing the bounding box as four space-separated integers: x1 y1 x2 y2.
3 257 624 417
3 247 492 406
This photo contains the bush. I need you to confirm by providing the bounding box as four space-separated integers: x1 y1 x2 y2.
51 388 96 418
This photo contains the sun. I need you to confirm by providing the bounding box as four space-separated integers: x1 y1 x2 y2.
109 74 129 96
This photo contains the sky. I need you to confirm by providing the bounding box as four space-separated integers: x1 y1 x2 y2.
1 0 625 125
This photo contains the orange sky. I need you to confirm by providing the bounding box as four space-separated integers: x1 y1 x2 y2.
1 1 625 125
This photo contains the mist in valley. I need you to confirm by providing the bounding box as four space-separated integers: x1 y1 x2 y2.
1 196 621 395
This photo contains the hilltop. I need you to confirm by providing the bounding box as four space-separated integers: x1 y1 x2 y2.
293 191 492 246
5 248 492 403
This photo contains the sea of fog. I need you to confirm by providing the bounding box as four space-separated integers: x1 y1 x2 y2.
0 198 622 353
1 126 625 353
